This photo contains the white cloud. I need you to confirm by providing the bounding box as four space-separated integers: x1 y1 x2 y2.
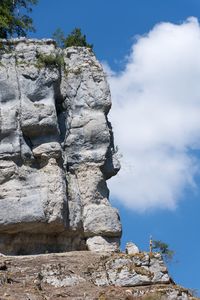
105 17 200 212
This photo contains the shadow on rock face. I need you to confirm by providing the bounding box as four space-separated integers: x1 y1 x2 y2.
0 39 121 255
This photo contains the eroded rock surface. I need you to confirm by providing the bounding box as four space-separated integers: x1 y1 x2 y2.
0 38 121 254
92 252 170 287
0 251 197 300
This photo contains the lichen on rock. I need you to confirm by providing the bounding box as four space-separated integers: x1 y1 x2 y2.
0 38 121 255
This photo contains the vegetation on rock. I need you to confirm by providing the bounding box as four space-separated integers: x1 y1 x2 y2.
0 0 37 38
152 240 174 262
36 52 65 69
52 27 93 49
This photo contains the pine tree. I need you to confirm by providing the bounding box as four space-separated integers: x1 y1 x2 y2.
152 240 174 262
64 28 93 49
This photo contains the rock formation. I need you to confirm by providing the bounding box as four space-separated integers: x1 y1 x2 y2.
0 251 198 299
0 38 121 255
0 38 198 300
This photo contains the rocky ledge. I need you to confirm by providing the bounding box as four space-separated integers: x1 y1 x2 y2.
0 251 198 300
0 38 121 254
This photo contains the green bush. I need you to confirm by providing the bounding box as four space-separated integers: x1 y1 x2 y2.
52 27 93 49
0 0 37 38
152 240 174 262
64 28 93 48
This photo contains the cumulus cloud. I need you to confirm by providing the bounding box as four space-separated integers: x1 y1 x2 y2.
105 17 200 212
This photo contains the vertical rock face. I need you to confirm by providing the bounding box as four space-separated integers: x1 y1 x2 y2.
0 39 121 255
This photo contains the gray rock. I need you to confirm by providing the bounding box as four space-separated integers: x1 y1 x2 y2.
0 39 121 254
165 290 190 300
149 253 169 283
92 252 170 287
83 204 122 237
41 263 86 287
86 236 120 252
32 142 62 158
125 242 140 255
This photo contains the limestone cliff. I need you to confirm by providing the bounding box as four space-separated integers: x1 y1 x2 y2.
0 38 199 300
0 38 121 255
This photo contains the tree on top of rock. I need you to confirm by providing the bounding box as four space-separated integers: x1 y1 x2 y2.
53 27 93 49
64 28 93 48
0 0 38 39
152 240 174 263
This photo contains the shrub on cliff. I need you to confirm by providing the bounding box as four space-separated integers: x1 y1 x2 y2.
36 53 65 69
152 240 174 262
52 27 93 49
64 28 93 48
0 0 37 38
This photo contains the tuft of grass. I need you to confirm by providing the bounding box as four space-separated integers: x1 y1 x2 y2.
98 294 107 300
142 293 162 300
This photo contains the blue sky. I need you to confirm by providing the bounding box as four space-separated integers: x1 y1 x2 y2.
30 0 200 294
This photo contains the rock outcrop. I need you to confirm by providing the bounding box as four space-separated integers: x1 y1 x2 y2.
91 252 170 287
0 39 198 300
0 251 198 300
0 38 121 255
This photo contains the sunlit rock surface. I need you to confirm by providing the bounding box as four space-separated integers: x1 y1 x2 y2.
0 251 197 300
0 38 121 254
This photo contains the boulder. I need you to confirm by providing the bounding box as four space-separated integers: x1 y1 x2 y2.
125 242 140 255
86 236 120 252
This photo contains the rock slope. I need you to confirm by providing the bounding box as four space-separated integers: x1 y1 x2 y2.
0 251 198 300
0 38 121 255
